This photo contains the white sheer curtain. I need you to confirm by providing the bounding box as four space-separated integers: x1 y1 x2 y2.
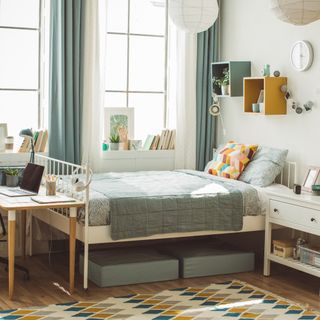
167 22 197 170
81 0 107 171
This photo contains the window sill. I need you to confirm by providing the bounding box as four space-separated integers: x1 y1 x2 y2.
101 150 175 160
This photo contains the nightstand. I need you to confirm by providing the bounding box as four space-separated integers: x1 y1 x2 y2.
264 185 320 278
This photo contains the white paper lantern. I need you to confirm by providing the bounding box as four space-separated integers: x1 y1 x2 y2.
169 0 219 33
270 0 320 25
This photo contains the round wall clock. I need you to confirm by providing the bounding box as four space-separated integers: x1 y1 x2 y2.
290 40 314 72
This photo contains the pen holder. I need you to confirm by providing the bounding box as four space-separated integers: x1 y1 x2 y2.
46 180 56 196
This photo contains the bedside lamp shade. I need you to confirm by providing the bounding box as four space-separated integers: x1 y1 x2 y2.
19 128 35 163
169 0 219 33
270 0 320 25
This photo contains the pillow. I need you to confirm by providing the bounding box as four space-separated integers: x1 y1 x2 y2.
239 146 288 187
204 144 224 173
207 142 258 180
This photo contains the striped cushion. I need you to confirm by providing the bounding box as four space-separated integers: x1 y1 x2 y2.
208 142 258 180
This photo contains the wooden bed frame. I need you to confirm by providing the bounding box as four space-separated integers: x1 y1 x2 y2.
31 155 296 290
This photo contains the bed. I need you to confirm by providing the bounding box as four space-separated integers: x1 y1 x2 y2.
31 154 295 290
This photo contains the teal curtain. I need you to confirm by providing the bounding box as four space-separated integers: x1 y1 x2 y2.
196 22 219 171
49 0 85 164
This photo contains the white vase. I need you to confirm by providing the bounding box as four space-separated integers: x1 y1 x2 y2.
221 85 230 96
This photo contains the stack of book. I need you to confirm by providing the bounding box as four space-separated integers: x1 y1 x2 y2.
19 129 48 153
143 129 176 151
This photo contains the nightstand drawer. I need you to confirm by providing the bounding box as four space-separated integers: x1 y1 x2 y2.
270 200 320 229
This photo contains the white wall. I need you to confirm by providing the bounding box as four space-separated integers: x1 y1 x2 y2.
219 0 320 182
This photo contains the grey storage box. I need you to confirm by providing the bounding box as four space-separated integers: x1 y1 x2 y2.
79 248 179 287
158 243 254 278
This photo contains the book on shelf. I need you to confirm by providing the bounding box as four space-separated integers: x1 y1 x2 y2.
18 129 48 153
144 130 175 151
150 135 160 150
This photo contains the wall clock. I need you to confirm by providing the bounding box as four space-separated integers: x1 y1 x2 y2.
290 40 314 72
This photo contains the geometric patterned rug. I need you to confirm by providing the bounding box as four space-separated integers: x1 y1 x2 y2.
0 280 319 319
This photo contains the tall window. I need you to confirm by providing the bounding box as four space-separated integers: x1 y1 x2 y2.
105 0 168 142
0 0 47 145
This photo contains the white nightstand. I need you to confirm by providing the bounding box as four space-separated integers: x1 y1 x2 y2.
264 185 320 278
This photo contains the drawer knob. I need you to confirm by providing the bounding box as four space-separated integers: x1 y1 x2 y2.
311 217 316 222
273 208 279 213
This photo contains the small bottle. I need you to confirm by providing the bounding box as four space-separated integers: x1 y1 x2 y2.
102 140 109 151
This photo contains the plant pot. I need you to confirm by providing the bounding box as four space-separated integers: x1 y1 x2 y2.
109 143 120 151
6 175 19 187
221 85 230 96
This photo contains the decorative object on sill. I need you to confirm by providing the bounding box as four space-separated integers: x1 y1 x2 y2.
212 68 230 96
109 134 120 151
169 0 219 33
270 0 320 25
312 184 320 196
102 140 109 151
0 123 8 152
302 166 320 192
252 103 260 113
262 64 271 77
4 168 20 187
209 95 226 136
45 175 57 196
290 40 314 71
273 239 295 258
293 183 302 194
104 108 134 151
143 135 155 150
129 140 142 151
4 136 14 152
19 128 34 162
273 70 280 77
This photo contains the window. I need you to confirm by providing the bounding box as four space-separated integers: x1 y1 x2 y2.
105 0 168 142
0 0 48 146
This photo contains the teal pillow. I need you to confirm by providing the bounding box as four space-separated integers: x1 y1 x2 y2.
239 146 288 187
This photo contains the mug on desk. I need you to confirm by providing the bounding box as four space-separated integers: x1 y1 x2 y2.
46 175 57 196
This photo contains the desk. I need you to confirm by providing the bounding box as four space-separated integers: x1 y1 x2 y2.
0 194 84 299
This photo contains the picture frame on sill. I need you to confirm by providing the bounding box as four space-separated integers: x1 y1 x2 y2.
302 166 320 192
104 108 134 151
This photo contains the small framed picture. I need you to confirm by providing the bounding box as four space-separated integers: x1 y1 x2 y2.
302 166 320 192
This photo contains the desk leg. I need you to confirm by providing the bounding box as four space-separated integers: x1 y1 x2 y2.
8 210 16 300
69 208 77 294
21 210 26 260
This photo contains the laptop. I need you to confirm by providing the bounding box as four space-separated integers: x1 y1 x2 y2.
0 163 45 197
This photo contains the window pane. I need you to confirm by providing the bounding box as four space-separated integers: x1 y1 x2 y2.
129 36 165 92
107 0 128 33
105 92 127 108
105 34 128 91
0 91 38 146
0 29 39 89
0 0 39 28
128 93 164 141
130 0 165 35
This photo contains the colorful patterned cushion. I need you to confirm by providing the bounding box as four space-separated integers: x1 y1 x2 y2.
208 142 258 180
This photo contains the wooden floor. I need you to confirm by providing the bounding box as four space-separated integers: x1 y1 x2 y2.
0 253 319 311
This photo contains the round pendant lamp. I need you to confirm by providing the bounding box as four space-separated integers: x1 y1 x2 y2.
270 0 320 25
169 0 219 33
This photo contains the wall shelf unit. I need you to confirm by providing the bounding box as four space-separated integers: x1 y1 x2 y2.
243 76 287 115
211 61 251 97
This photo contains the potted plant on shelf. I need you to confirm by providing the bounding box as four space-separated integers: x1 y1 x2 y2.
213 68 230 96
4 168 20 187
109 134 120 151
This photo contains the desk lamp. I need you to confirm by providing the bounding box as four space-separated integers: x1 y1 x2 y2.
19 128 34 163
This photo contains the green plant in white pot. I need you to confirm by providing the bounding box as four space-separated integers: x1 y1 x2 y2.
4 168 20 187
109 134 120 151
213 68 230 96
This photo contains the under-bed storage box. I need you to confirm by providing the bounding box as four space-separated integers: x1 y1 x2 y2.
158 243 255 278
79 248 179 287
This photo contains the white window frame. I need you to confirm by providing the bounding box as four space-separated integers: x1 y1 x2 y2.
105 0 169 128
0 0 45 130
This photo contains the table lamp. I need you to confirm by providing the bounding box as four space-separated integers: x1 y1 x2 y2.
19 128 34 163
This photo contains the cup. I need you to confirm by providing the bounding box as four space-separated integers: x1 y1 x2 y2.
46 180 56 196
252 103 260 113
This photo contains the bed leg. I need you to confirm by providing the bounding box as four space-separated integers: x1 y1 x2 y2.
263 218 271 276
83 242 89 290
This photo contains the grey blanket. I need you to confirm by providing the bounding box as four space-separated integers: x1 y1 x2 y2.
86 170 262 240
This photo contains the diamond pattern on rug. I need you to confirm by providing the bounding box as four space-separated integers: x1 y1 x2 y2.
0 280 318 319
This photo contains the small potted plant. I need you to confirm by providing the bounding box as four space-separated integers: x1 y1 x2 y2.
4 168 20 187
213 68 230 96
109 134 120 151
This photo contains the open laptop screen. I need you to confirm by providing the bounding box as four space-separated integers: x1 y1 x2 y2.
20 163 45 193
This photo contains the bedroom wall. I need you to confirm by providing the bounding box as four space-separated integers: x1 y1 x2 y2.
219 0 320 183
